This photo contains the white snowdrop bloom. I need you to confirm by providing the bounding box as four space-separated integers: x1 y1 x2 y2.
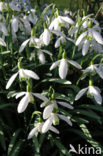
49 15 74 31
28 9 38 24
20 16 31 34
28 122 44 139
0 2 7 11
55 36 66 48
38 49 52 64
83 64 103 79
50 29 74 48
70 16 99 37
42 112 72 133
42 28 51 46
6 69 39 89
16 91 35 113
76 27 103 55
9 1 21 11
0 23 8 36
82 16 99 29
0 37 6 47
75 85 102 104
33 93 73 110
50 58 82 79
11 17 19 33
19 36 41 53
33 93 49 108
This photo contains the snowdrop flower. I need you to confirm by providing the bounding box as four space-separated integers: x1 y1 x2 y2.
28 122 44 139
55 36 66 48
9 1 21 11
11 17 19 33
0 2 7 11
0 37 6 47
19 36 42 53
28 121 59 138
37 49 52 64
75 84 102 105
28 9 38 24
76 24 103 55
42 28 51 46
49 15 74 31
6 68 39 89
82 16 99 29
83 64 103 79
0 22 8 37
42 104 72 133
70 16 99 37
33 93 73 109
21 16 31 34
50 52 82 79
16 91 35 113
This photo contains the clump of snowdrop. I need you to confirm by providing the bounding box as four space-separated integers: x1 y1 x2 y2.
33 90 73 134
50 51 82 79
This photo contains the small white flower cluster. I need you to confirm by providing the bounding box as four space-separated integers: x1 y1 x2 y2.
1 1 102 139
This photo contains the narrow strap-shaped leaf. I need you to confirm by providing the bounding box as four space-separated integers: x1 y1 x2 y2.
8 129 21 155
0 125 6 151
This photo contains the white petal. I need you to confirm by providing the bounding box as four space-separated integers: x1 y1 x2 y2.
50 60 60 70
0 37 6 47
16 92 26 99
82 40 90 56
58 114 72 126
59 59 68 79
43 104 53 119
68 60 82 69
33 93 48 101
17 94 29 113
51 30 66 37
11 18 18 33
6 72 18 89
23 69 40 80
19 39 30 53
43 29 51 46
42 117 52 133
57 101 74 109
49 126 59 134
76 31 87 46
55 38 61 48
89 86 102 104
60 16 74 24
41 50 52 56
75 87 88 100
95 67 103 79
28 127 38 139
38 50 45 64
92 29 103 45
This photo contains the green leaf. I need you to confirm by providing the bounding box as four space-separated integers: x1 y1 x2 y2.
42 78 71 85
0 126 6 151
8 129 21 155
73 109 101 123
10 140 23 156
80 124 103 153
54 139 71 156
0 103 14 109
